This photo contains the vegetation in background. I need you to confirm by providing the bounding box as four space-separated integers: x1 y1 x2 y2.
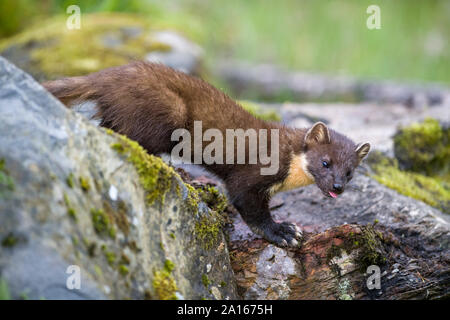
0 277 11 300
393 118 449 177
368 151 450 214
0 0 449 84
239 101 281 122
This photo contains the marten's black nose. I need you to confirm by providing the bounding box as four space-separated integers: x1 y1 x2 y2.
333 184 343 192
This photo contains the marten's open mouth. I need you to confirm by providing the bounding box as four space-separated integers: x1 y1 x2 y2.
322 190 339 198
328 191 338 198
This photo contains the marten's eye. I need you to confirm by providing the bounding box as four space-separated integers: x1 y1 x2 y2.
322 161 330 168
346 170 351 177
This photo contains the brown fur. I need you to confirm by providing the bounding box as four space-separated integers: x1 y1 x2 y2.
42 61 370 247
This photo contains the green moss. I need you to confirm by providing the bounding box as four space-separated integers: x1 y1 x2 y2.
0 159 15 196
101 245 116 266
153 269 178 300
110 133 176 205
63 193 77 221
79 177 91 192
349 226 386 271
108 129 226 218
164 259 175 273
0 13 174 79
105 128 115 135
118 265 129 276
94 265 103 277
19 292 29 300
368 151 450 213
393 118 449 177
71 236 79 247
326 244 343 263
66 173 75 188
220 281 227 287
326 226 385 273
169 233 176 240
91 208 117 239
1 233 18 247
120 253 131 266
67 208 77 220
185 184 201 212
238 100 281 122
197 186 228 215
87 242 97 257
103 200 130 236
201 274 210 288
194 213 224 250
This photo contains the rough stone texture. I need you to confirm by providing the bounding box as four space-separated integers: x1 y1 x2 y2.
0 57 237 300
145 31 204 76
171 88 450 299
226 171 450 299
216 60 450 108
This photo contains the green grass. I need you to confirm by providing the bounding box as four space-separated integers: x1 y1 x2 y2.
1 0 449 83
188 0 450 84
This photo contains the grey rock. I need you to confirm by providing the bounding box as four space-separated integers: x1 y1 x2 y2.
0 57 237 300
146 31 204 75
216 60 450 107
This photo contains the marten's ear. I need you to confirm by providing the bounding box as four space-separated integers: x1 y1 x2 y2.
305 122 330 146
355 142 371 161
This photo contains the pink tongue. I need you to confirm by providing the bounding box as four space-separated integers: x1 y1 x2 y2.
329 191 338 198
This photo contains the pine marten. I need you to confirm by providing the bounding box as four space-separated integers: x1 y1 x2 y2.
42 62 370 247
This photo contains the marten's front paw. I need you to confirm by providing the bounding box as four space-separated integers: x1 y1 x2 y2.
256 221 303 247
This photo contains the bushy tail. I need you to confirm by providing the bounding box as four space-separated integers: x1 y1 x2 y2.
42 76 96 107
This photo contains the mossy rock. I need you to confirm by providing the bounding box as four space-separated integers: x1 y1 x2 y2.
238 100 281 122
368 151 450 213
0 13 174 80
109 131 176 206
0 57 238 300
393 118 450 177
0 158 15 198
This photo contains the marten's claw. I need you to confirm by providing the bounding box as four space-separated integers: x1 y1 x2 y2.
261 221 303 248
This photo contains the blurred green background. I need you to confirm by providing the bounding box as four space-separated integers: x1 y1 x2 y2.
0 0 449 83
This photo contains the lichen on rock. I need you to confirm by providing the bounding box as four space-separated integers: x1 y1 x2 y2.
0 159 14 197
153 260 178 300
110 133 176 206
393 118 449 177
368 151 450 213
0 13 173 80
194 212 224 250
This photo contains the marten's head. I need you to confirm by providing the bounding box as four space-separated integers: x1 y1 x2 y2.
303 122 370 198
